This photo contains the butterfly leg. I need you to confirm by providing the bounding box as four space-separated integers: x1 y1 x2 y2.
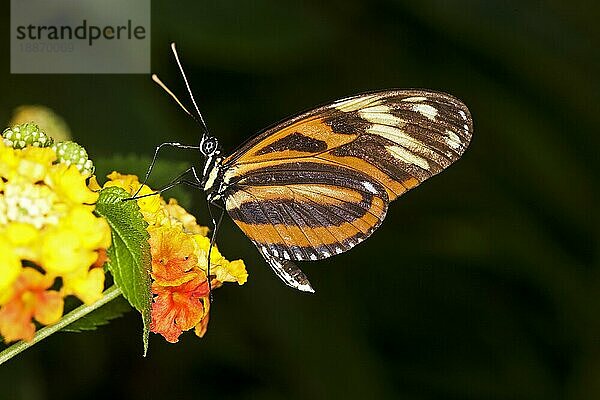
263 256 314 293
133 142 200 197
127 166 204 201
206 205 225 301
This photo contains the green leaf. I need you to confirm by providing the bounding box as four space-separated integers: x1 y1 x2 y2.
61 296 132 333
94 186 152 355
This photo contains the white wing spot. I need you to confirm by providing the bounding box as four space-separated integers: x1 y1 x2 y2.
297 282 315 293
322 251 330 257
463 123 469 133
334 95 380 112
310 254 318 261
458 110 467 120
283 250 290 259
360 105 389 113
367 125 424 152
335 246 344 254
386 145 430 170
412 104 438 120
445 129 461 150
362 180 378 194
402 96 428 102
359 106 405 127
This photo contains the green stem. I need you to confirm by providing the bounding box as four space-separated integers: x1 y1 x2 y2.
0 285 122 366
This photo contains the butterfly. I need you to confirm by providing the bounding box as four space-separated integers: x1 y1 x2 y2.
141 44 473 293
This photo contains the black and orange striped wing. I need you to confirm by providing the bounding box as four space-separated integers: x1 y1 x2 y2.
218 90 473 291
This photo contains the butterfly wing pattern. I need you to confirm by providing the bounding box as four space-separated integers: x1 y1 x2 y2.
209 90 473 292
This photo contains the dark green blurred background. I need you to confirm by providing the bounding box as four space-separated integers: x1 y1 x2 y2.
1 1 597 399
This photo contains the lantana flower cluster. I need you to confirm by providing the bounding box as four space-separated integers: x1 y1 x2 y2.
0 123 109 342
97 172 248 343
0 121 248 346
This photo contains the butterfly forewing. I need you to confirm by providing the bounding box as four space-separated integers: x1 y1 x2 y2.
216 90 472 290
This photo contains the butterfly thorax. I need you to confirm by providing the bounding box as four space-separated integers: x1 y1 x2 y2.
202 153 224 201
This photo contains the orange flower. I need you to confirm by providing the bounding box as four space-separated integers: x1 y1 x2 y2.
0 268 63 342
149 227 198 286
150 273 209 343
148 225 212 342
105 171 248 343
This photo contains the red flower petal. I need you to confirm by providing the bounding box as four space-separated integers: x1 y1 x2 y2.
150 271 209 343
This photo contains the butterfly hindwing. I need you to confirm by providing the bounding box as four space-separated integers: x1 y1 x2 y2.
225 162 389 261
265 257 314 293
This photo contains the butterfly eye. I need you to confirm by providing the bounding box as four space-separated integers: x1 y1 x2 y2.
200 136 218 156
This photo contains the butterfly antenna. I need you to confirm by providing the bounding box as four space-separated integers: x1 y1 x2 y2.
151 74 197 121
170 42 210 138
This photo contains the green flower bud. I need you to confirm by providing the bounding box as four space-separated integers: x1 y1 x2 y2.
52 141 95 176
2 123 54 149
10 105 71 142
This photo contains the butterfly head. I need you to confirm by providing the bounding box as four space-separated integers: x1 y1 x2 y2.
199 135 219 158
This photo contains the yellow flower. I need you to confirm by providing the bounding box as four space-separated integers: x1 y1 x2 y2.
193 235 248 285
87 175 102 192
0 136 111 342
46 163 98 206
0 142 96 229
3 222 39 261
64 205 111 250
17 147 56 183
61 266 105 304
0 143 19 180
0 144 56 184
40 206 110 276
0 238 21 304
104 172 162 220
162 199 209 236
1 180 59 228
